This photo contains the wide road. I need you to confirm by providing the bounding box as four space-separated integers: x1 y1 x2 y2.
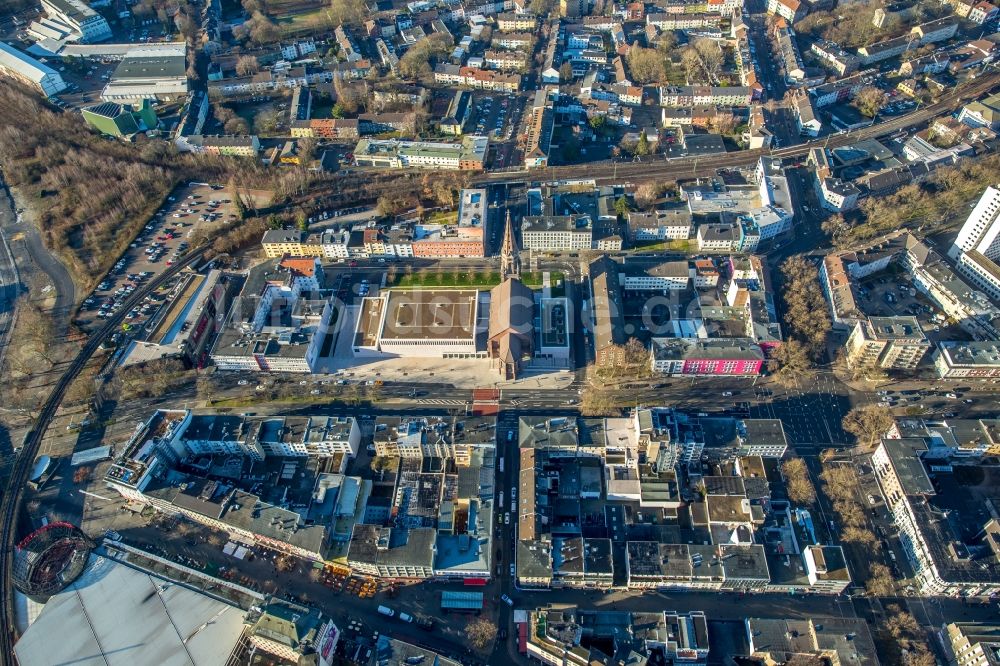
472 72 1000 185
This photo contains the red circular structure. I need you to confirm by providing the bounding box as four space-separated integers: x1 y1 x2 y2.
12 522 94 600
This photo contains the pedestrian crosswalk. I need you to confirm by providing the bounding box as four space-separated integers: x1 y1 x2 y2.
418 398 467 406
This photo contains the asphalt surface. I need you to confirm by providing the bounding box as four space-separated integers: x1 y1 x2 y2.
0 171 76 338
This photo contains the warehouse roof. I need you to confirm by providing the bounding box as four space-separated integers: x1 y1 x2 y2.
14 555 246 666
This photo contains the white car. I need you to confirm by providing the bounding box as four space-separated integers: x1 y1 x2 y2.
238 379 249 386
501 594 513 606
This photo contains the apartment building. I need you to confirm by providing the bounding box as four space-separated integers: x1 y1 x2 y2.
810 40 861 75
199 134 261 157
945 623 1000 666
497 12 538 30
628 209 692 241
767 0 807 21
872 437 1000 597
290 118 360 139
483 49 529 71
646 11 723 29
524 88 554 169
845 316 931 370
659 85 753 107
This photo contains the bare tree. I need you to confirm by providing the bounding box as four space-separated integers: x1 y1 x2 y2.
781 458 816 505
466 617 499 650
842 404 894 449
236 55 260 76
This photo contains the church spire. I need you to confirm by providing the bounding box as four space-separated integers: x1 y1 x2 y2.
500 210 520 279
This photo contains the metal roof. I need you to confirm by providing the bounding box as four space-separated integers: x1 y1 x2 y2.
14 554 246 666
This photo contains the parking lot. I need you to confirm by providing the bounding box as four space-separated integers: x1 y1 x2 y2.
469 91 517 142
854 271 966 343
78 182 240 330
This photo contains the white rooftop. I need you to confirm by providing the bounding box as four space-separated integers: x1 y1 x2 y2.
15 554 247 666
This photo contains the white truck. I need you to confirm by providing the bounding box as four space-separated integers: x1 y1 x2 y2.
399 612 413 623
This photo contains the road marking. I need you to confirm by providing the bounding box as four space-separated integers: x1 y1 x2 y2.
79 490 115 501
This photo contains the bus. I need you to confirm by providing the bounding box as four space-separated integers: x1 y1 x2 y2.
499 457 504 473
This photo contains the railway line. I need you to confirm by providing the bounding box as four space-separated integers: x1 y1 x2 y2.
0 245 209 664
0 71 996 663
471 72 1000 185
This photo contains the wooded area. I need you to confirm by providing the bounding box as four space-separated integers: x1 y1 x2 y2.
0 84 226 288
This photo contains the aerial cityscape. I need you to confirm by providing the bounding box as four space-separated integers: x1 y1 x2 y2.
0 0 999 663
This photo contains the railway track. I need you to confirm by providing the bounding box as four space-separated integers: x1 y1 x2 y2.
0 245 209 664
471 72 1000 185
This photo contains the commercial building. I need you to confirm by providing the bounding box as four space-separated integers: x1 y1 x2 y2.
651 338 765 376
521 215 592 251
624 260 690 292
353 289 484 358
949 186 1000 301
0 41 67 96
845 316 930 370
522 607 710 665
210 258 335 373
245 596 337 664
744 618 878 666
101 47 189 103
14 554 247 666
37 0 112 43
353 135 488 170
81 100 158 137
933 341 1000 378
872 437 1000 596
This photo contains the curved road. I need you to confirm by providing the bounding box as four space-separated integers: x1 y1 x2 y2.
0 173 76 338
0 245 207 664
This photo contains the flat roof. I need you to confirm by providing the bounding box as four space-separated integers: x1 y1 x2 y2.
380 289 478 341
14 554 246 666
113 53 187 80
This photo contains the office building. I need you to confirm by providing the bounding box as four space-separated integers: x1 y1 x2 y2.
353 136 488 170
949 186 1000 301
38 0 112 43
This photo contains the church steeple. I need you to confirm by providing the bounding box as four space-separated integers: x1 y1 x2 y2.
500 210 520 279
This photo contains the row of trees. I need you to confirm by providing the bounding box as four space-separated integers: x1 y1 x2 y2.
819 464 877 546
768 257 831 381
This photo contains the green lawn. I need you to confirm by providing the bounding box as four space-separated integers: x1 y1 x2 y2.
389 270 561 290
275 6 333 34
425 210 459 225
